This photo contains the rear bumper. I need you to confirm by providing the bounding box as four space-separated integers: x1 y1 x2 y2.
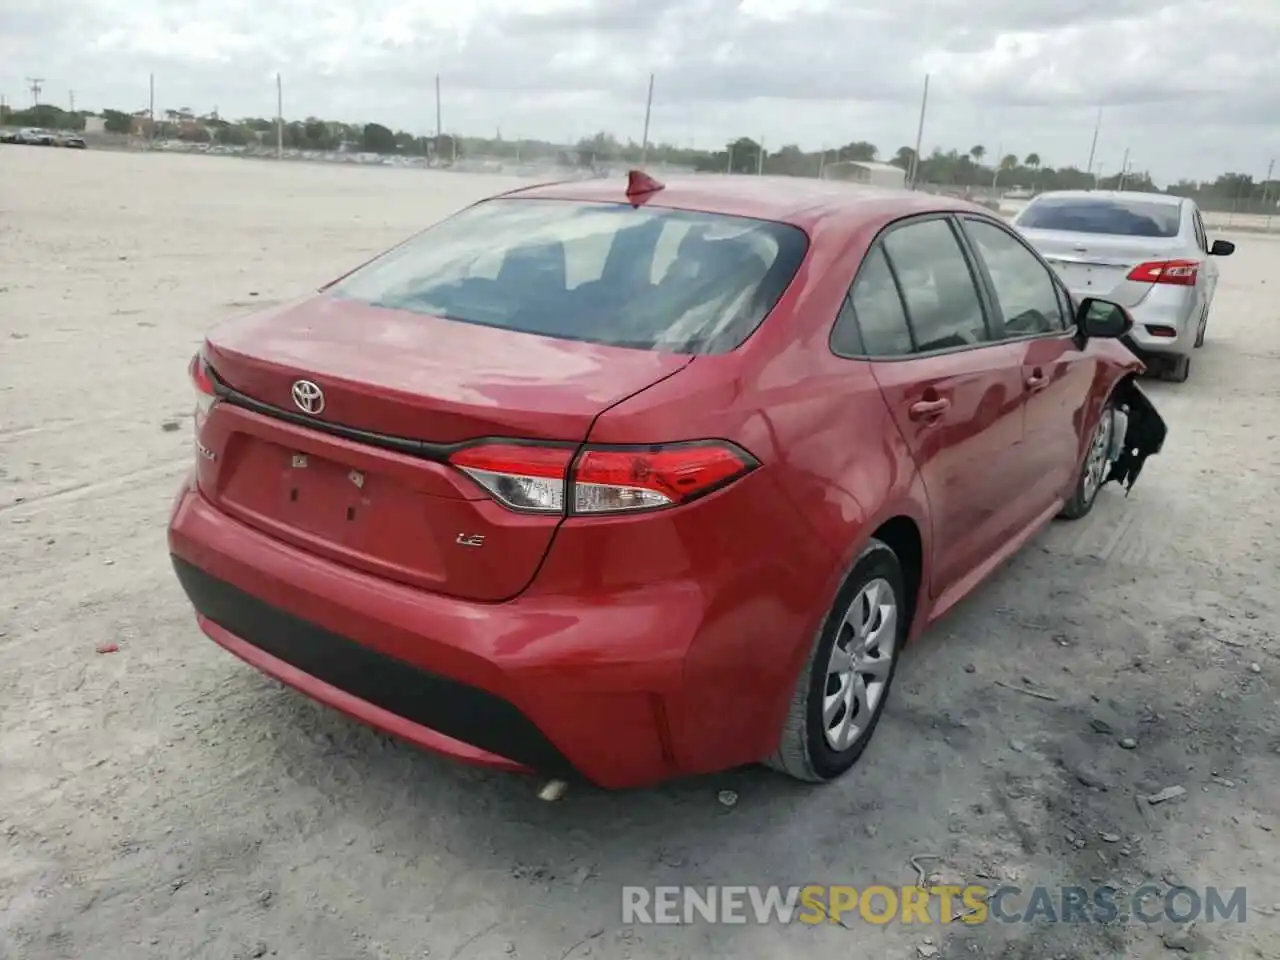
167 476 811 788
172 556 574 777
1120 289 1199 357
1120 335 1187 371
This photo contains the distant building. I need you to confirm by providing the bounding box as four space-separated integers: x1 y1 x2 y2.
83 116 106 135
822 160 907 190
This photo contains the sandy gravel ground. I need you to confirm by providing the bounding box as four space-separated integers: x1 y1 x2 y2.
1 147 1278 960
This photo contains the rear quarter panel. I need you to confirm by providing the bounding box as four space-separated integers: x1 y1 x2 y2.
584 209 934 768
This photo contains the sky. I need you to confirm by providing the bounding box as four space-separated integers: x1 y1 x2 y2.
4 0 1280 184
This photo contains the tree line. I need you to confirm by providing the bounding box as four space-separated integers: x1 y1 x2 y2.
3 103 1274 213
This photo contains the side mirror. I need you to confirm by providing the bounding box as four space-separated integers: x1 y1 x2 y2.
1077 298 1132 339
1210 239 1235 257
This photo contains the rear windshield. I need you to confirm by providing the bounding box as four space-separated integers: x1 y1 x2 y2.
328 198 808 354
1016 196 1182 238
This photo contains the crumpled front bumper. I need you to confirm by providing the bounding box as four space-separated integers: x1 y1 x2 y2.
1105 379 1167 494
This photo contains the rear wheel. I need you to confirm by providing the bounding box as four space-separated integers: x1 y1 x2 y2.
767 539 906 782
1059 401 1116 521
1162 355 1191 383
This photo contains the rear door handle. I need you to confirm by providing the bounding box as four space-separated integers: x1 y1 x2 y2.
909 398 951 420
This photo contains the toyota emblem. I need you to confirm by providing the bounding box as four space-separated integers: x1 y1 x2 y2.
291 379 325 415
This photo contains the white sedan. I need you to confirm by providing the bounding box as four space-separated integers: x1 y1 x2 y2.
1012 190 1235 383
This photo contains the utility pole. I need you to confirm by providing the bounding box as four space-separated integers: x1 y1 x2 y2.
726 144 734 174
991 142 1003 188
640 72 654 166
275 73 283 158
1261 158 1275 233
1117 147 1130 191
26 77 44 106
757 137 765 175
435 74 442 157
1086 106 1102 185
148 73 155 124
908 74 929 189
69 90 75 113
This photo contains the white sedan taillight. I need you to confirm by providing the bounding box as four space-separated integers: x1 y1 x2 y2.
448 441 758 515
1126 259 1200 286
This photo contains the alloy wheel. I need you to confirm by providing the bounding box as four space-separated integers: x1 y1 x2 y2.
822 577 898 752
1081 410 1114 503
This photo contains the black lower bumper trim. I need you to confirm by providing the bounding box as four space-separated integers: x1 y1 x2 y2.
1121 336 1180 365
171 556 577 778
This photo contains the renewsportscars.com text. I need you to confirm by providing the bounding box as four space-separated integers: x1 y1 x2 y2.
622 884 1248 926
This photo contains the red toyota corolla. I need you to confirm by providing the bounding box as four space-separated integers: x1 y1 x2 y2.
168 172 1167 789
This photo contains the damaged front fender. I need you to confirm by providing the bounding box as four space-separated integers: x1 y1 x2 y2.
1105 378 1167 495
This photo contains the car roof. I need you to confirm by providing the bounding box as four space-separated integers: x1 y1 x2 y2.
496 173 993 230
1031 190 1183 207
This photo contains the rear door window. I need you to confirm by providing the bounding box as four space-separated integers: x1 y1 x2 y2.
881 218 991 352
329 199 808 354
844 246 912 356
1192 209 1208 253
829 295 866 355
962 218 1068 337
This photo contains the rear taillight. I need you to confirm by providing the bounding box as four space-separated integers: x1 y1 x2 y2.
448 441 758 515
189 351 217 429
448 443 573 513
1126 259 1200 286
573 445 754 513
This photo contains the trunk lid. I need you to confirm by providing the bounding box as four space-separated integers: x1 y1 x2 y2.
1016 228 1187 306
205 295 691 442
196 294 692 601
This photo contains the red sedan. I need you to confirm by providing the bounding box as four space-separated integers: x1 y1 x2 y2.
168 171 1166 789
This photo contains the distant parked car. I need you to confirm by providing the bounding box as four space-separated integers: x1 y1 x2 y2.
0 129 17 144
15 127 56 146
1012 191 1234 382
169 171 1168 789
56 132 87 149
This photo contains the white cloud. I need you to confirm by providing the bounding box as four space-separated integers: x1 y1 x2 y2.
3 0 1279 181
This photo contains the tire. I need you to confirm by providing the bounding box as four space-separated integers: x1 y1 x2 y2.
767 538 907 782
1162 355 1191 383
1059 400 1117 520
